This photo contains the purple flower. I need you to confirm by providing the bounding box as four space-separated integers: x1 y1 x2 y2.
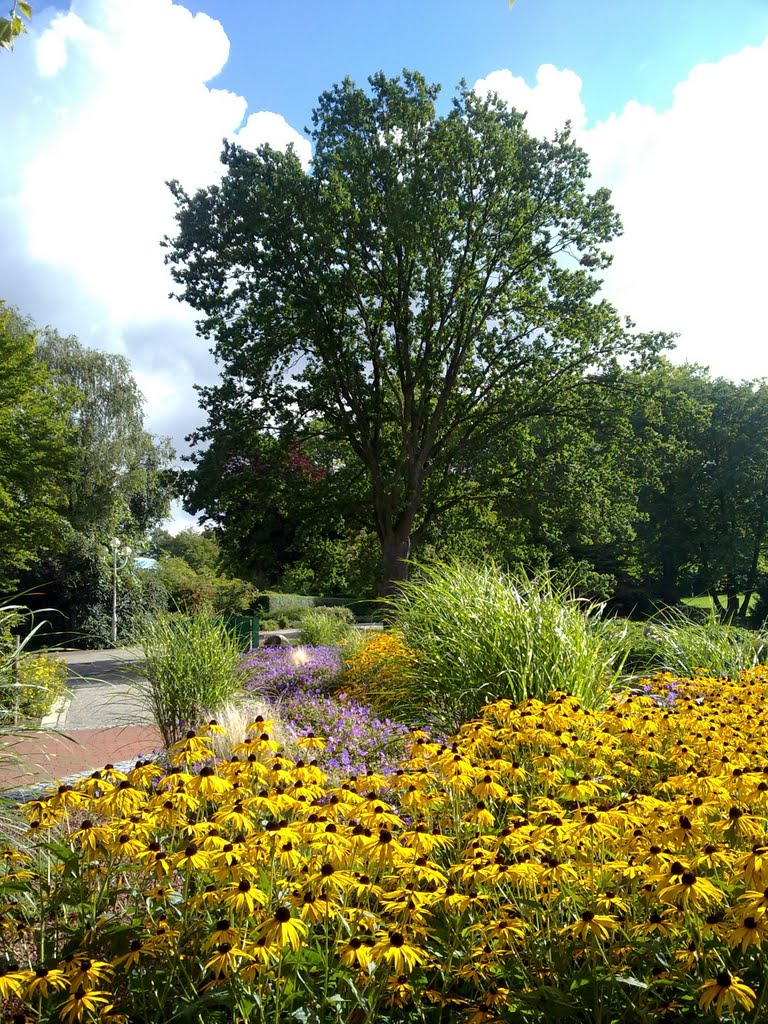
241 646 342 696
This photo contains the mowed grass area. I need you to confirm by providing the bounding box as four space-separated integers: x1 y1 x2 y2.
681 592 759 614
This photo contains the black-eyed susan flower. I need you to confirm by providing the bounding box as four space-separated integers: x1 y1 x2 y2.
48 783 88 812
111 938 147 972
173 842 211 871
363 828 410 869
201 920 241 951
371 931 426 973
295 732 326 752
258 906 307 951
204 942 247 978
186 765 232 800
658 870 721 908
726 912 768 952
0 964 23 998
567 910 620 942
732 845 768 888
21 965 69 998
224 878 266 915
336 935 373 969
631 909 677 938
58 984 112 1024
383 973 415 1007
66 957 113 991
698 971 755 1016
96 780 145 817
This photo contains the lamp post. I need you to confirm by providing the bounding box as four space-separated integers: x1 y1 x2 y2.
110 537 132 645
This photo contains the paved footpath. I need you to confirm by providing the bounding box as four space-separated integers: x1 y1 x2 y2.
0 649 162 795
0 628 379 796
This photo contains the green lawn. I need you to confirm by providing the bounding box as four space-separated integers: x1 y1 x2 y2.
681 592 758 614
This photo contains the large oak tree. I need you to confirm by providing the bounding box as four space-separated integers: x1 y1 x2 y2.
166 71 667 594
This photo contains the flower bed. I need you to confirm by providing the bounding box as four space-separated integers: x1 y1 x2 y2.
3 668 768 1021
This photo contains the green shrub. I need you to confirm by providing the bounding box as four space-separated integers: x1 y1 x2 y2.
298 609 354 647
263 592 317 612
135 612 245 747
312 605 355 624
1 606 68 723
388 560 628 729
12 653 67 720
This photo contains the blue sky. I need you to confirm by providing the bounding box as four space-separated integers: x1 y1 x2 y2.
178 1 768 128
2 0 768 531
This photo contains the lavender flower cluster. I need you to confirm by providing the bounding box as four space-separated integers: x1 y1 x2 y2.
241 645 343 696
241 645 408 776
282 688 409 777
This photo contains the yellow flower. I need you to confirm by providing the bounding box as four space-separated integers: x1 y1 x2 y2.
0 965 24 998
258 906 308 951
169 728 215 765
58 984 112 1024
174 842 212 871
112 939 147 971
363 827 411 869
186 765 233 800
224 878 267 915
658 869 721 908
463 801 495 828
371 931 427 973
383 972 415 1007
66 957 113 991
471 772 507 801
21 965 69 998
336 935 374 969
204 942 247 979
726 912 768 953
631 910 677 938
567 911 620 942
698 972 755 1016
295 732 326 751
202 920 242 951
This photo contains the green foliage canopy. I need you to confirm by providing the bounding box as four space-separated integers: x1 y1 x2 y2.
0 303 72 589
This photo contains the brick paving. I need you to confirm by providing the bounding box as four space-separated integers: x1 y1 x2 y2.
0 648 159 794
0 724 163 791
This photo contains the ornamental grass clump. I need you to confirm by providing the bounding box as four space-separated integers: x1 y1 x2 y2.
298 607 355 647
388 559 628 729
9 668 768 1021
634 608 766 678
136 612 244 747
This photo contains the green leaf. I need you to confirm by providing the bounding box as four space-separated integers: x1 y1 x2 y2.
615 974 649 989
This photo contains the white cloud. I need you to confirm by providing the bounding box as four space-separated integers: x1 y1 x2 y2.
0 0 312 531
237 111 312 167
475 64 586 137
476 41 768 381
